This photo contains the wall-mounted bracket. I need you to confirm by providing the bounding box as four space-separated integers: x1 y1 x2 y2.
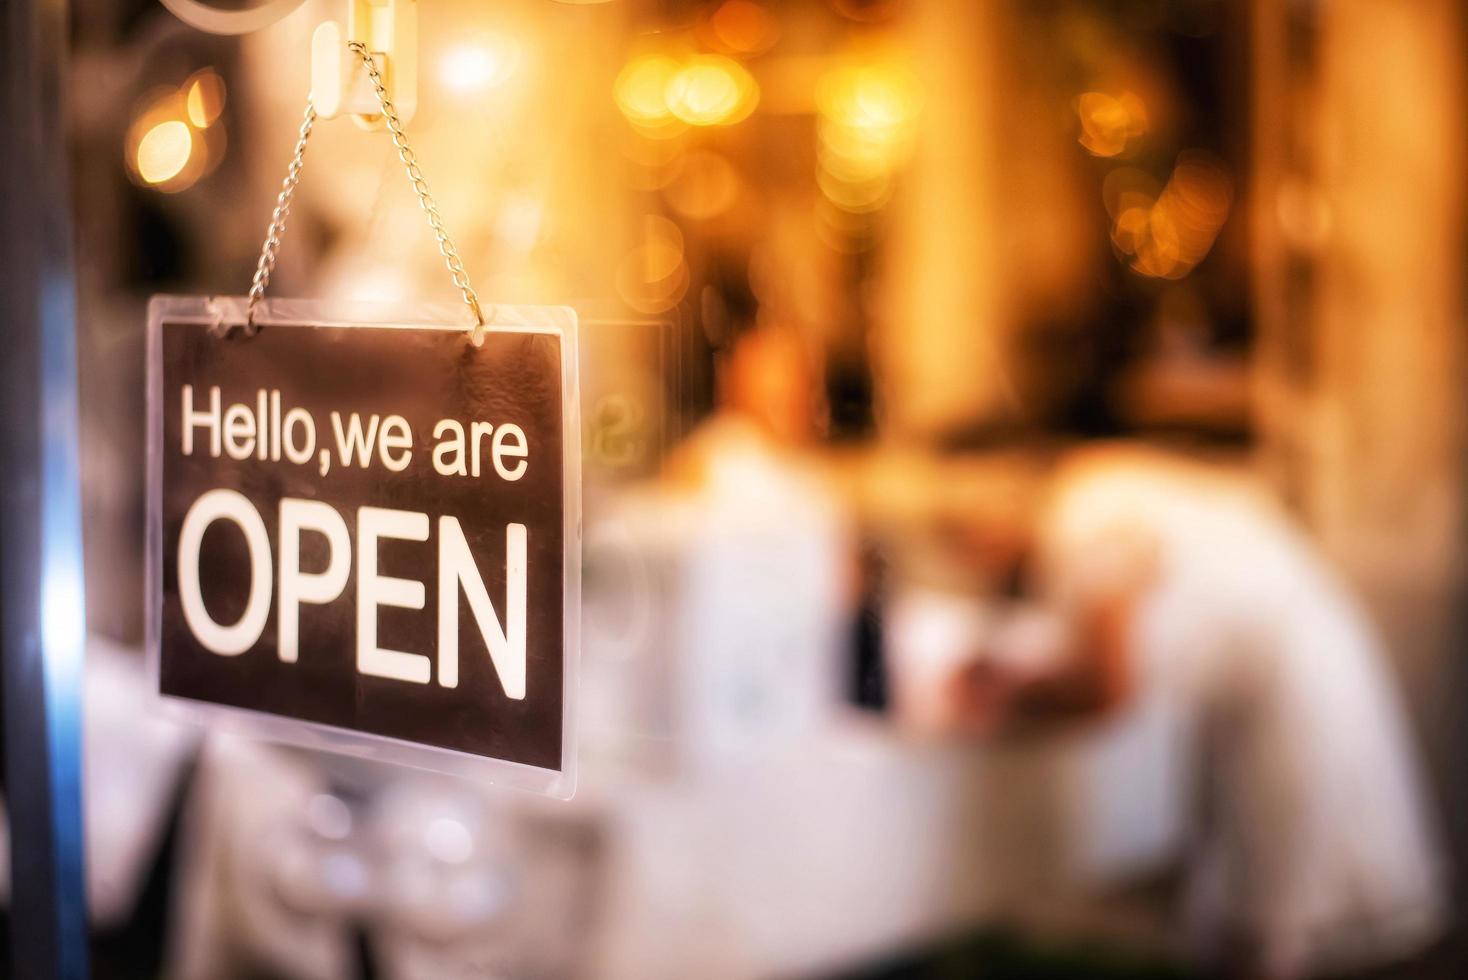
310 0 417 130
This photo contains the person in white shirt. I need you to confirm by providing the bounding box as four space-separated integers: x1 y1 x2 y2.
942 446 1447 979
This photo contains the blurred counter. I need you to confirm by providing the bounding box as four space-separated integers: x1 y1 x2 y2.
82 631 1184 980
582 708 1182 980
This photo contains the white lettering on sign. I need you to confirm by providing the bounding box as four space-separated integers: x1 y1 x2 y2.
174 387 539 697
332 411 381 468
183 387 527 481
357 505 431 684
181 384 221 458
184 385 326 464
174 490 529 697
379 416 413 472
438 518 526 698
282 408 315 465
223 403 255 460
155 311 574 781
430 418 530 480
432 419 468 475
491 424 528 481
277 498 351 664
177 488 272 655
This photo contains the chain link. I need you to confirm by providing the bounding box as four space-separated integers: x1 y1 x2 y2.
349 40 486 341
241 41 487 342
241 102 316 335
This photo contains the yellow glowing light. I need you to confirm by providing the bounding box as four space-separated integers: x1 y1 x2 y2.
1111 205 1152 254
1139 206 1182 273
816 63 919 214
1168 153 1232 226
136 120 194 186
847 78 904 132
616 216 689 313
438 35 520 95
817 168 893 213
1077 91 1148 158
185 69 226 128
615 54 681 124
666 55 757 127
1111 151 1232 280
127 83 221 193
819 65 917 141
818 131 892 181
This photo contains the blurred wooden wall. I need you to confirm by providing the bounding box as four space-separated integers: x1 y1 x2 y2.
1252 0 1467 861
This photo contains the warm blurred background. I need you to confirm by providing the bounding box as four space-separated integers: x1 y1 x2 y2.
14 0 1468 976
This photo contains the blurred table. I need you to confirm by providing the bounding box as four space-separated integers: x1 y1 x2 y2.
581 704 1184 980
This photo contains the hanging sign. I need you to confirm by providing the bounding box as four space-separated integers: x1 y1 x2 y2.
147 297 580 796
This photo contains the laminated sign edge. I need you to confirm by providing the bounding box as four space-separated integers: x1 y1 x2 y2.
145 296 581 798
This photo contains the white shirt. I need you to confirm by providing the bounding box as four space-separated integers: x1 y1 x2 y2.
1037 452 1446 976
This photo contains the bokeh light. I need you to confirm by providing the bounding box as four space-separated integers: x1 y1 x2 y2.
184 69 226 128
438 34 521 96
666 55 759 127
616 215 689 313
1105 151 1232 279
135 120 194 186
816 61 920 216
614 53 687 138
125 74 228 194
1076 91 1149 158
616 52 758 136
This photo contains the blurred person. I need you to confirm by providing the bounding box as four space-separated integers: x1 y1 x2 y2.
939 445 1446 980
658 291 854 768
669 319 823 485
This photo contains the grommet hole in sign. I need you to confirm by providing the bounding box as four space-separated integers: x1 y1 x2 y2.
215 40 489 345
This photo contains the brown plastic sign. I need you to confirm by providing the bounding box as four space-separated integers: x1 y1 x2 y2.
147 297 580 796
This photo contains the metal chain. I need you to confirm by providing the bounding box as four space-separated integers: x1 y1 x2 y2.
349 40 486 342
241 101 316 335
241 41 487 342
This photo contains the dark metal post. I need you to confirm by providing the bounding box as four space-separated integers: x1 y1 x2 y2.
1 0 91 976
